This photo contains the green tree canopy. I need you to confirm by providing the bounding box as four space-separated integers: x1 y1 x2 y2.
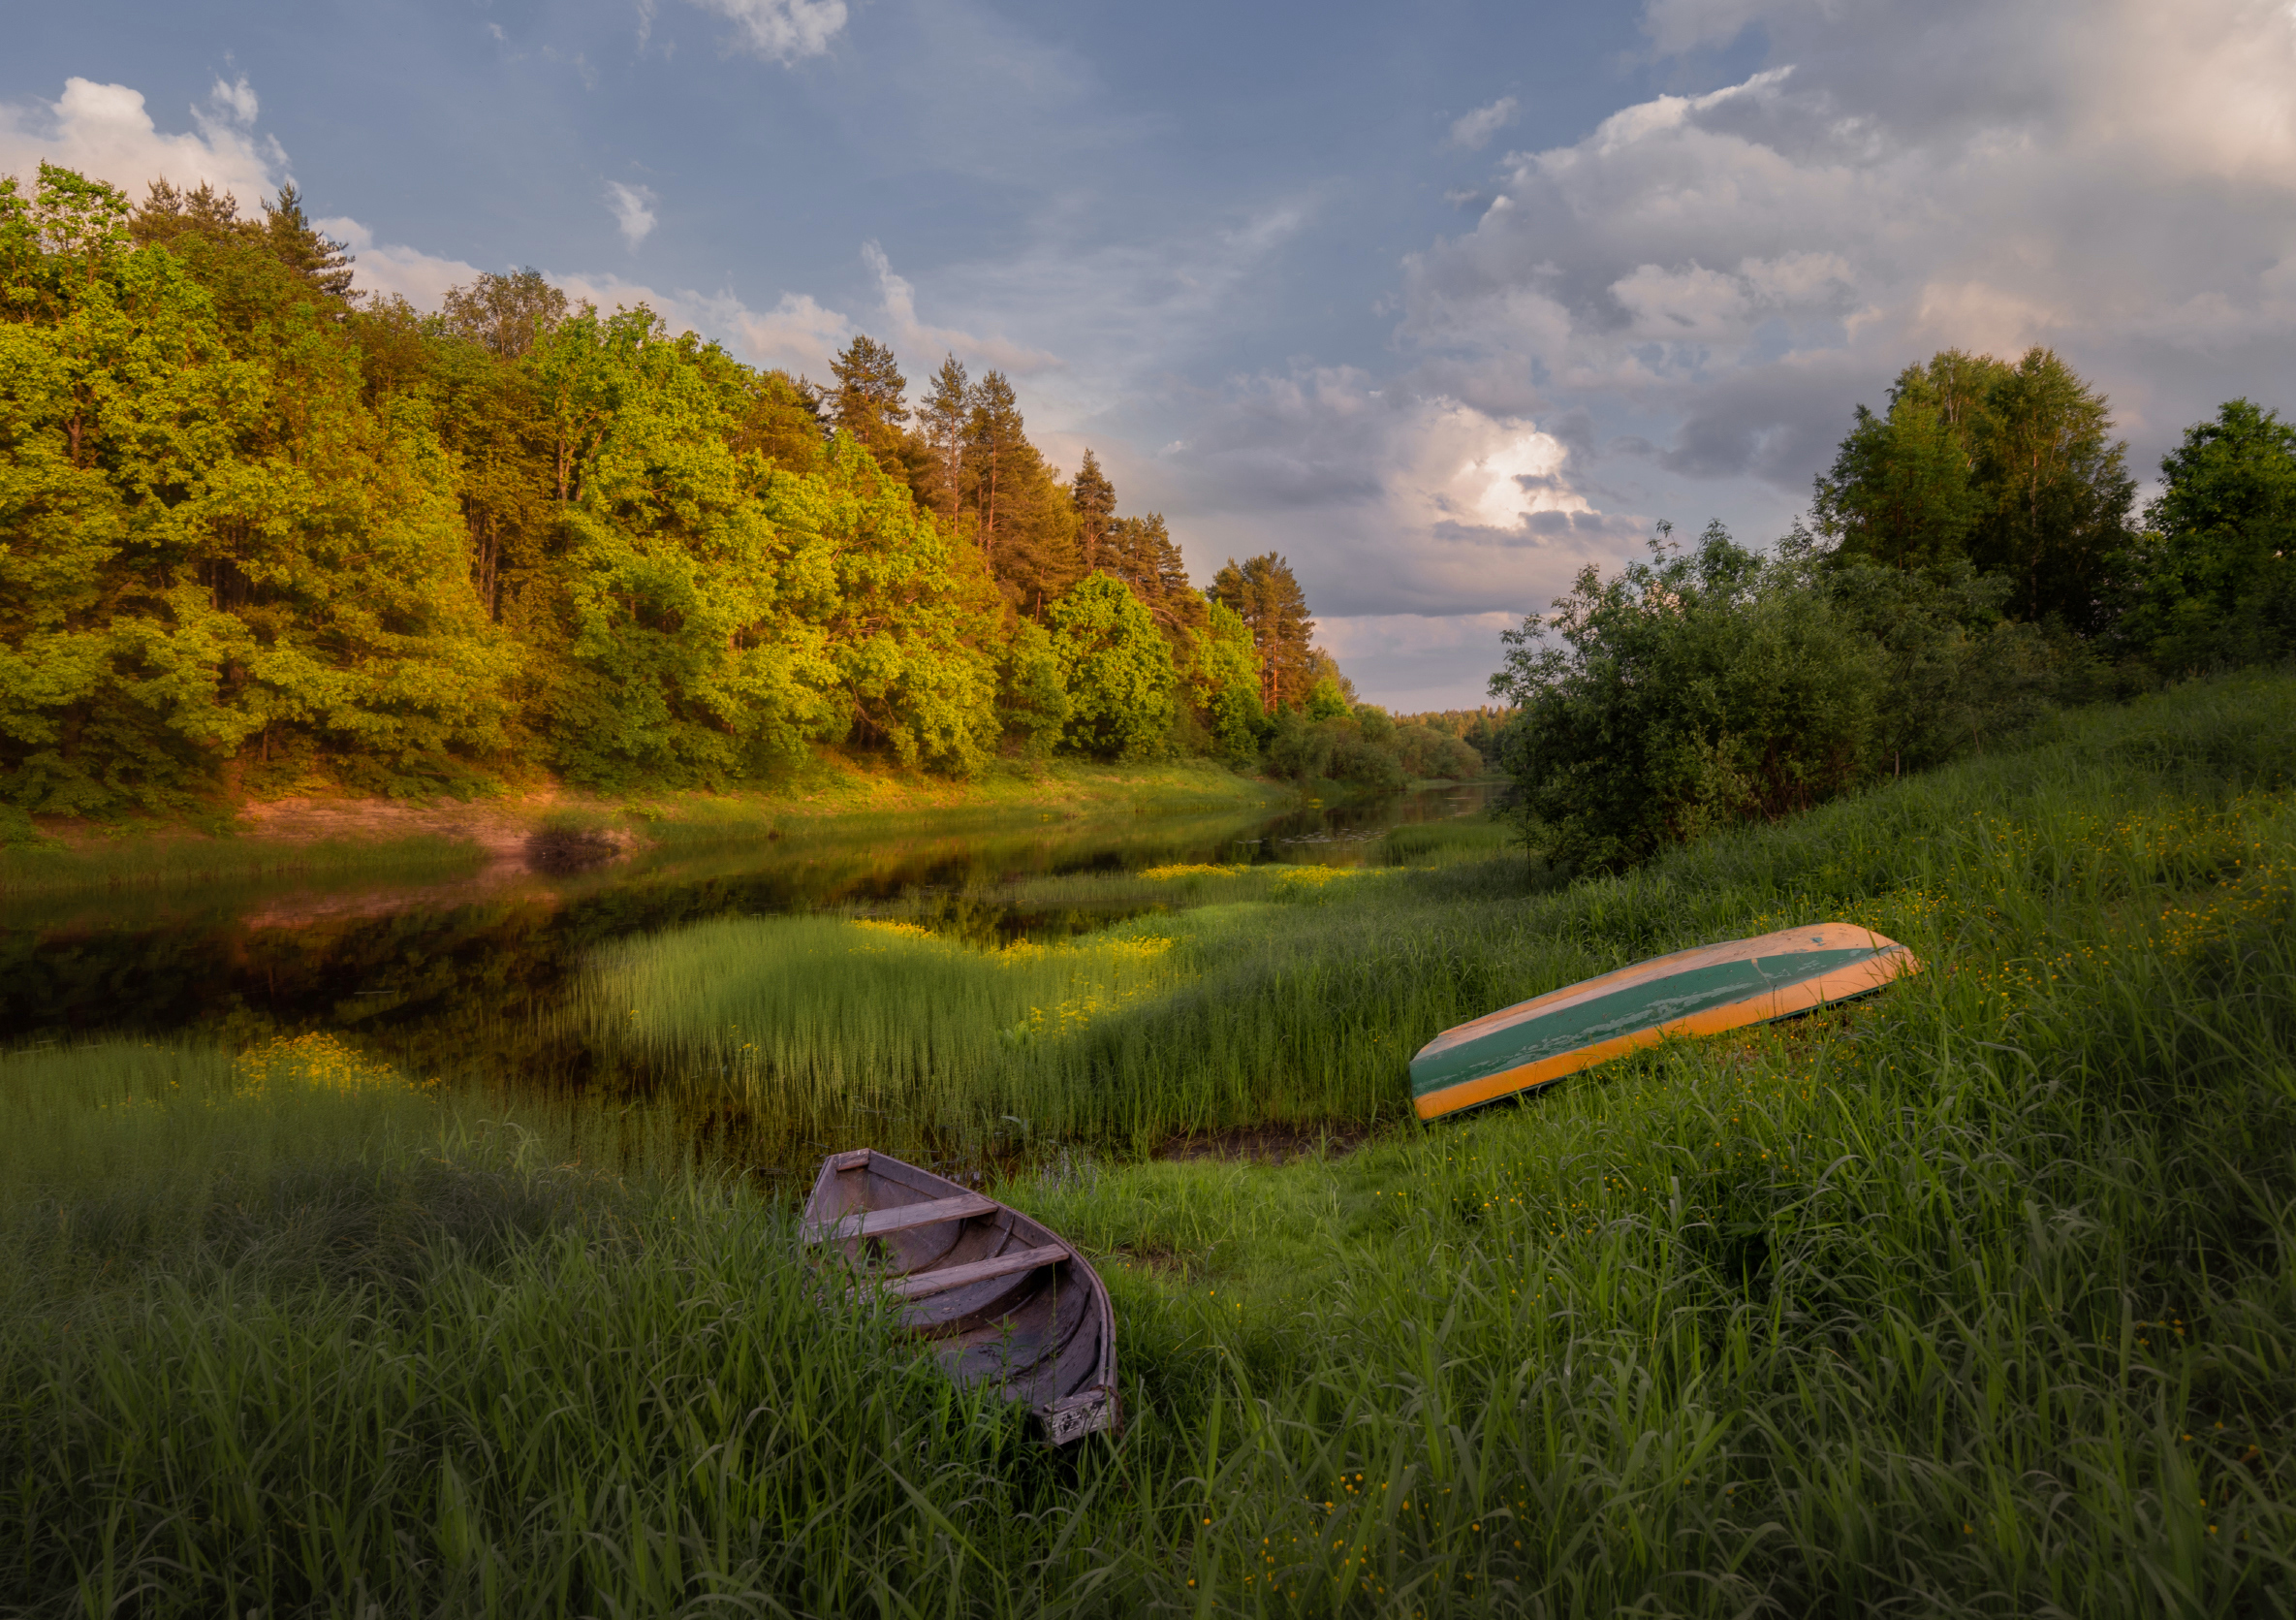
438 269 569 362
1045 572 1176 760
541 309 996 785
0 164 515 810
1 169 1346 807
1814 346 2133 628
1489 524 1882 873
2123 398 2296 671
1188 597 1263 761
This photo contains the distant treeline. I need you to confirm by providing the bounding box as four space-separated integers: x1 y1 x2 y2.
0 163 1490 820
1495 346 2296 870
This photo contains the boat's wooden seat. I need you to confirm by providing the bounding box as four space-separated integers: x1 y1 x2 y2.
801 1191 998 1243
877 1243 1068 1300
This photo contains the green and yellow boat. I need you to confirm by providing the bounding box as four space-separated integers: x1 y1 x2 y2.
1410 924 1922 1121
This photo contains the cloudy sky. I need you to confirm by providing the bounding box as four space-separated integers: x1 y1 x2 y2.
10 0 2296 707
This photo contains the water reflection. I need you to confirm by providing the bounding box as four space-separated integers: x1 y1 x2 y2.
3 783 1494 1133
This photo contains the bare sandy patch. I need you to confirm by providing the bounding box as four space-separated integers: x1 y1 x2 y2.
234 792 568 857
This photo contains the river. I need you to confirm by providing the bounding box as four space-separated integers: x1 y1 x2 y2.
2 785 1494 1110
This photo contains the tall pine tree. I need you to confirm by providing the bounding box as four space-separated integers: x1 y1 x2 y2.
920 354 970 523
1209 553 1314 711
829 334 908 459
1071 448 1115 571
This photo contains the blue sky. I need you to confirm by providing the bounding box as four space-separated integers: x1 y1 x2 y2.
10 1 2296 706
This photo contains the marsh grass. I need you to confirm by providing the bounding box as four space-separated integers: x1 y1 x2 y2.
7 673 2296 1614
582 675 2296 1184
577 865 1447 1164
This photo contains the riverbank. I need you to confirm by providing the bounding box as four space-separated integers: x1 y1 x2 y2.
5 672 2291 1613
0 755 1288 899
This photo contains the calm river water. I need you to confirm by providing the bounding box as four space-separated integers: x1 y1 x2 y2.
2 786 1493 1100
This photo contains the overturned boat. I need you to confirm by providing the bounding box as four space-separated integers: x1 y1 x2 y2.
1411 923 1923 1122
801 1149 1119 1445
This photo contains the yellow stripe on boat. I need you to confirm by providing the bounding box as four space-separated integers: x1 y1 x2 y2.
1410 924 1921 1121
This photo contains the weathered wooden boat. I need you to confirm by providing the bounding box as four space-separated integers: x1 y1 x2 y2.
1411 923 1923 1121
800 1149 1119 1445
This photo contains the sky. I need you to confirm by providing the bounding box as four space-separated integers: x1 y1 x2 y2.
8 0 2296 709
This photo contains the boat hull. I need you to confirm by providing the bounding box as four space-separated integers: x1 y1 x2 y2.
801 1149 1119 1444
1410 923 1921 1121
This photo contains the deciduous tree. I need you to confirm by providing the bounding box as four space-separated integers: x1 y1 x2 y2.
2123 398 2296 670
1046 572 1176 760
1814 346 2133 628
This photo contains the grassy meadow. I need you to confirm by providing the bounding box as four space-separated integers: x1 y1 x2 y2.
3 673 2295 1613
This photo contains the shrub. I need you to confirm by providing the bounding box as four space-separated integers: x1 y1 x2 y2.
1491 523 1883 872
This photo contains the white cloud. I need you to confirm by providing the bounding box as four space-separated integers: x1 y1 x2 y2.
1447 96 1519 152
1155 367 1635 624
1226 0 2296 702
862 240 1059 375
553 271 856 377
685 0 847 62
604 179 658 247
204 75 259 129
312 217 481 308
1400 0 2296 485
0 76 289 209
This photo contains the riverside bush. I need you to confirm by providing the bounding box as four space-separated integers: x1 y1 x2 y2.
1492 523 2074 872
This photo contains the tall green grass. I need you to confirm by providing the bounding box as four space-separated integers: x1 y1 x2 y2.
577 866 1429 1162
0 1040 1068 1616
593 672 2296 1165
5 672 2294 1614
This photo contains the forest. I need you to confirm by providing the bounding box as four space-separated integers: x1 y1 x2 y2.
0 162 1491 823
14 156 2291 844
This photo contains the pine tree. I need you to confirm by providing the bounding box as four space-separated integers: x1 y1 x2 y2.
261 182 355 296
965 370 1023 558
829 334 908 458
128 177 246 249
1105 514 1204 639
1071 449 1115 571
920 354 970 523
1209 553 1315 711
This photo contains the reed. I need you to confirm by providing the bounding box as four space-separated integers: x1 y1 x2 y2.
590 673 2296 1169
